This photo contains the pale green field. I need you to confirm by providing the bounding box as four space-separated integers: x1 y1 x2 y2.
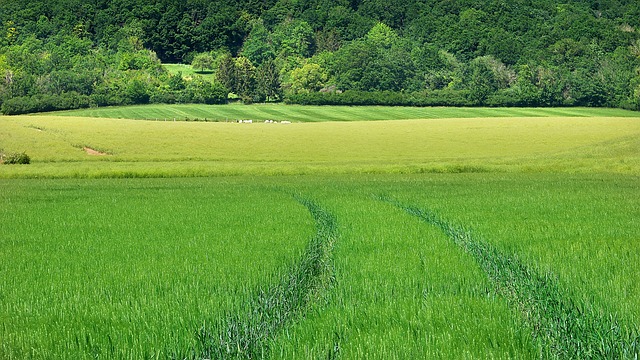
50 103 639 122
2 114 639 178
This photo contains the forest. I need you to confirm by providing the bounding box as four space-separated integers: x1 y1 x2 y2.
1 0 640 114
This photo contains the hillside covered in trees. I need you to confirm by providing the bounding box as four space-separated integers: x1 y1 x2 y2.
2 0 640 114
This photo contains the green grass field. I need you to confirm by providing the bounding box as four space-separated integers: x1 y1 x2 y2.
1 105 639 358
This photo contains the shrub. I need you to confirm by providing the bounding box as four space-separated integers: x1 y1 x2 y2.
284 89 474 107
485 90 520 107
1 92 91 115
1 152 30 164
186 78 228 105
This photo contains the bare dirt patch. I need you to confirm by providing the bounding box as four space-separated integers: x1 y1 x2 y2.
83 147 109 156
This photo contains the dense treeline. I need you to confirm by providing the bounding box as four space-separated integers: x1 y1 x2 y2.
1 0 640 114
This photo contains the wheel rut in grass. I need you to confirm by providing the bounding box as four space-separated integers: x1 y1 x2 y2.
383 197 639 359
196 197 338 359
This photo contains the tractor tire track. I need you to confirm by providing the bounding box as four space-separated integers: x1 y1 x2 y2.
383 197 638 359
195 197 338 359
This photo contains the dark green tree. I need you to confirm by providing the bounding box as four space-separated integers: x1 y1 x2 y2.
234 56 256 99
241 19 275 66
215 54 237 94
255 59 281 101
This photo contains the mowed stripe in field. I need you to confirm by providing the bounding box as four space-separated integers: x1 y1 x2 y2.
50 104 640 122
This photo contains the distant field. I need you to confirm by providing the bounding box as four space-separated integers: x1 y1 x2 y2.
1 115 639 178
49 103 640 122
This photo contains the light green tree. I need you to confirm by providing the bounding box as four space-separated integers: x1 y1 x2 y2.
288 63 328 94
272 19 314 59
365 22 399 49
191 52 214 72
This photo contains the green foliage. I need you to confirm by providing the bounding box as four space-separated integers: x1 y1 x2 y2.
466 56 511 105
167 72 185 91
241 19 275 66
365 22 399 49
285 89 474 106
215 53 237 95
0 35 233 113
125 79 150 104
185 78 228 105
234 56 256 100
1 92 91 115
271 19 315 59
2 0 640 112
254 59 281 102
190 52 214 72
287 63 328 94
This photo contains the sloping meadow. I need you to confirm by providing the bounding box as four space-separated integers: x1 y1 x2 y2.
2 112 640 177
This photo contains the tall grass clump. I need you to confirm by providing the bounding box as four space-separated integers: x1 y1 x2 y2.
0 151 30 164
196 197 338 359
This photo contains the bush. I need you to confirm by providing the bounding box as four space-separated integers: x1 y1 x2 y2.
1 152 30 164
1 92 91 115
485 90 521 107
284 89 474 107
186 79 228 105
149 90 177 104
1 96 35 115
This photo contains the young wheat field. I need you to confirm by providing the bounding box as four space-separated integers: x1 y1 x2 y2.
1 105 639 359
